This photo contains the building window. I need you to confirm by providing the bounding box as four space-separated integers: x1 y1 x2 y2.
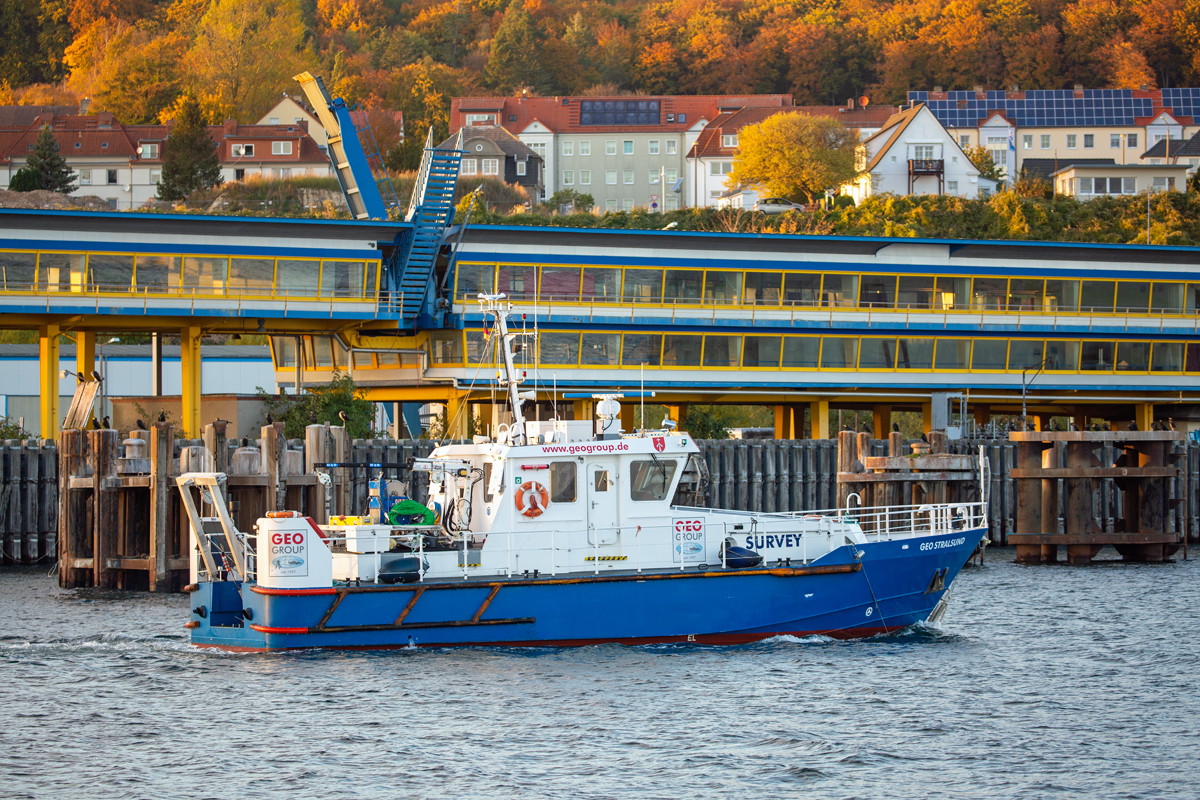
1084 134 1094 149
623 169 634 184
562 141 573 156
649 169 660 184
516 161 526 176
710 161 733 175
666 196 678 210
623 198 634 211
232 143 254 157
1111 134 1121 148
606 199 617 211
269 117 279 125
606 169 617 185
913 145 934 159
141 143 159 158
666 140 677 155
1154 133 1167 143
562 170 574 185
665 168 677 184
79 169 91 186
482 158 499 175
959 134 971 148
722 134 739 148
986 136 1008 167
1067 134 1077 149
649 140 659 155
606 141 616 155
947 180 958 193
1127 133 1138 148
272 141 293 155
580 170 591 185
1022 135 1032 149
101 142 108 149
277 168 292 179
623 140 633 155
1079 177 1093 193
461 159 477 175
529 142 546 160
1122 177 1136 193
579 141 590 156
150 170 161 184
1041 134 1051 149
1153 176 1176 190
465 113 494 125
107 169 118 184
235 168 245 181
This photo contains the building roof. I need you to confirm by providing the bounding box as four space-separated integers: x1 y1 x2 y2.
687 104 897 159
0 114 327 166
438 126 539 161
909 87 1200 128
0 105 83 127
860 104 927 171
450 95 793 136
1021 158 1117 180
1140 130 1200 159
1051 162 1191 177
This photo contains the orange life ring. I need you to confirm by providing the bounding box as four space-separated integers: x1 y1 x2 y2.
515 481 550 518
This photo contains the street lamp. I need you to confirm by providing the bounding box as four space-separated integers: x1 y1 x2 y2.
98 337 118 420
1021 355 1054 425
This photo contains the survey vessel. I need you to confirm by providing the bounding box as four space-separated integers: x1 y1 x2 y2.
181 294 987 650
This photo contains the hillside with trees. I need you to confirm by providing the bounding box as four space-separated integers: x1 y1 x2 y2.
2 1 1200 172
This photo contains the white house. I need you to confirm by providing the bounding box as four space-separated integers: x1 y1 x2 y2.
842 103 999 204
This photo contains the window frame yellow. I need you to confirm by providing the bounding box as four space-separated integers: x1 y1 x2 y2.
0 249 42 293
35 250 88 293
84 251 137 293
931 338 973 372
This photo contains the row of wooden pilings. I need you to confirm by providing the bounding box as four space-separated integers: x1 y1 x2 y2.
2 435 1198 584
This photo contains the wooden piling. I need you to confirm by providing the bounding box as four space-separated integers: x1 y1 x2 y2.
149 421 173 592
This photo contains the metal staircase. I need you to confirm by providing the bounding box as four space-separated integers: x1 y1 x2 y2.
396 129 463 328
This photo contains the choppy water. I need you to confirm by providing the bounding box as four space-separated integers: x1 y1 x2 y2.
2 550 1198 799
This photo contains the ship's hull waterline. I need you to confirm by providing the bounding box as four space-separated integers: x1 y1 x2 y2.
188 529 982 651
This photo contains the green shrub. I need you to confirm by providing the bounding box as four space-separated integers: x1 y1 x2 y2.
8 167 41 192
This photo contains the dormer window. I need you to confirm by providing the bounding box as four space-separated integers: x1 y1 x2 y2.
141 143 159 159
101 142 108 148
232 143 254 157
722 134 738 147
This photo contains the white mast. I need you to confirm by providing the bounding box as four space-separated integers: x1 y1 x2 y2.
479 293 527 445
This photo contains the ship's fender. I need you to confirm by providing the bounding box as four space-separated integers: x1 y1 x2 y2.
515 481 550 517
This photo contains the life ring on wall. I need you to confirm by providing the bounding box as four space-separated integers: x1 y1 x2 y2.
515 481 550 518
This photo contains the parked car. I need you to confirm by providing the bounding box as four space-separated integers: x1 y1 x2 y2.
753 197 805 214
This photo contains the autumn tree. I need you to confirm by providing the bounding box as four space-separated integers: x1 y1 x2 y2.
729 113 859 203
187 0 311 121
158 94 221 201
485 1 547 93
965 144 1005 182
26 124 75 193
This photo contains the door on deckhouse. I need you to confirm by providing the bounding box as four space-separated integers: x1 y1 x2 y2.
587 464 618 545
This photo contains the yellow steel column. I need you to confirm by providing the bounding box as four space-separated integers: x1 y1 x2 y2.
572 399 595 424
809 399 830 440
180 326 202 439
774 405 790 439
872 405 892 437
973 404 990 426
922 401 933 435
1135 403 1154 432
76 331 95 381
620 403 635 432
39 324 60 441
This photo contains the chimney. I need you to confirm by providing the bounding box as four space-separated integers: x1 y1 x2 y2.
1074 84 1084 98
934 86 943 94
79 97 90 115
223 118 237 136
847 97 855 109
974 85 985 99
1140 84 1149 91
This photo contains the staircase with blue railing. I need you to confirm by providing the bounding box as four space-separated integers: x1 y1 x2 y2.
396 129 463 329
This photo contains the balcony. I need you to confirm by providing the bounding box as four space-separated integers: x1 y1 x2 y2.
909 159 944 175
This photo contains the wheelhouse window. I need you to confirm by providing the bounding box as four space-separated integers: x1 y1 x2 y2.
629 459 678 502
550 462 577 502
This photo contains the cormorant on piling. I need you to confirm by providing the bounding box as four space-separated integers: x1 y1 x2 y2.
158 411 166 423
136 419 147 430
892 422 900 433
241 437 249 447
339 410 348 424
1069 420 1077 432
1051 420 1061 431
1169 418 1176 432
90 418 100 430
1129 422 1139 431
310 410 317 423
842 423 851 432
920 432 929 443
861 421 872 434
266 413 274 425
90 369 101 382
102 416 110 429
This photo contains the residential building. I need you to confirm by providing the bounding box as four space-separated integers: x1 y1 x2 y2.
257 96 326 150
1052 162 1190 200
841 104 998 204
437 126 542 206
0 113 329 209
687 102 898 208
449 95 793 209
909 87 1200 183
1140 129 1200 173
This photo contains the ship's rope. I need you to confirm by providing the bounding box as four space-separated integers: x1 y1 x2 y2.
853 546 891 634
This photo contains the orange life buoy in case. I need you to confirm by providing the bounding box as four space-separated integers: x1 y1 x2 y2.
515 481 550 518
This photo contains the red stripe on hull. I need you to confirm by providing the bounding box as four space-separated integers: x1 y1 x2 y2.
194 626 895 652
250 586 337 596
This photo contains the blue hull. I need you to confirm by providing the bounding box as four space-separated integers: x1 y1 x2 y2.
187 529 983 651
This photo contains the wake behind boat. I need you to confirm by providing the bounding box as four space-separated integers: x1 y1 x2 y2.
181 294 987 651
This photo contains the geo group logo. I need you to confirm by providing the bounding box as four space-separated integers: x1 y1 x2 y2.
268 529 309 577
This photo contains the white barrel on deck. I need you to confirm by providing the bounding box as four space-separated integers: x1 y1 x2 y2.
255 516 333 589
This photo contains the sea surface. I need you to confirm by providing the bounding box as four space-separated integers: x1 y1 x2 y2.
2 549 1198 800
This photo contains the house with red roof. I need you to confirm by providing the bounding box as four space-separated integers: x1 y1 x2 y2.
0 113 329 209
685 102 897 208
450 94 792 210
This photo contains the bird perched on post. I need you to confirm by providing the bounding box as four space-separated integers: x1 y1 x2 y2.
241 437 249 447
338 410 348 425
1129 421 1138 431
136 419 147 431
920 432 929 443
158 411 166 423
861 421 872 435
892 422 900 433
266 413 274 425
310 410 317 423
90 369 101 382
90 417 100 430
102 416 110 429
1169 418 1176 432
